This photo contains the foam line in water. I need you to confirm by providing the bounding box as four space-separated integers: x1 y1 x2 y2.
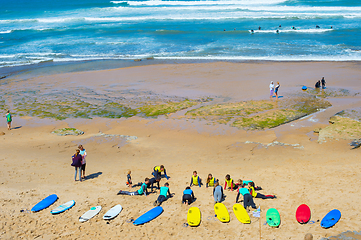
111 0 288 6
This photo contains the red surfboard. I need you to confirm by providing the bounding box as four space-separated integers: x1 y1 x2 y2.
296 204 311 224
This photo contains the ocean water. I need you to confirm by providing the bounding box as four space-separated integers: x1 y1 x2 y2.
1 0 361 68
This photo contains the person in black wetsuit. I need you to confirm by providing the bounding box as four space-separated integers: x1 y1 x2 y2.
147 177 161 192
182 187 195 205
315 80 321 89
321 77 326 88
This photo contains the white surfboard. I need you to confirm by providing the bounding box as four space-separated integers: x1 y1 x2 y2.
51 200 75 214
103 205 122 220
79 206 102 222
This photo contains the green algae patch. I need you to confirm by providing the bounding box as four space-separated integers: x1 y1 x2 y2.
306 88 357 98
187 100 274 117
318 116 361 143
52 128 84 136
186 100 274 124
187 97 331 130
232 109 299 130
138 99 199 117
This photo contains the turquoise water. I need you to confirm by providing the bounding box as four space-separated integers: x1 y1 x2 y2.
1 0 361 67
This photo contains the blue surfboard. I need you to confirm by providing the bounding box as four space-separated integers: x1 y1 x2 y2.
133 206 163 225
31 194 58 212
321 209 341 228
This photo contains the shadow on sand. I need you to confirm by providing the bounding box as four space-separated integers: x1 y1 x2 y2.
85 172 102 180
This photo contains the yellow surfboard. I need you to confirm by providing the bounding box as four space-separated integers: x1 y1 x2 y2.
187 207 201 227
233 203 251 224
214 203 230 223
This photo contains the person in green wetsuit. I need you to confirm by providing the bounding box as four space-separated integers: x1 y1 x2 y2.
6 110 12 130
117 178 150 196
153 182 172 206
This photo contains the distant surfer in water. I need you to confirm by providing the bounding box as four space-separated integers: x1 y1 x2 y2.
279 24 282 28
250 29 254 34
258 26 261 30
292 26 296 30
276 29 279 34
316 25 320 29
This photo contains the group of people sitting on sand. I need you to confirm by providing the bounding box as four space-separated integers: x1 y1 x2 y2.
117 166 276 210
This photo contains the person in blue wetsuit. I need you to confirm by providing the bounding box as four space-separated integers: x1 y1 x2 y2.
235 184 257 210
154 182 172 206
182 187 195 205
213 181 224 203
152 165 169 180
117 178 150 196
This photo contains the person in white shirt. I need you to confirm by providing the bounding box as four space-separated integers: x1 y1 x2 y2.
269 81 274 100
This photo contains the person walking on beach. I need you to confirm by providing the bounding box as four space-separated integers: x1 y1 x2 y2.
5 110 12 130
274 82 280 99
321 77 326 89
269 81 274 100
78 145 87 180
71 149 83 182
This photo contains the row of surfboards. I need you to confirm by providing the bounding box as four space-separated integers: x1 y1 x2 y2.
30 194 162 225
30 194 341 228
188 203 341 229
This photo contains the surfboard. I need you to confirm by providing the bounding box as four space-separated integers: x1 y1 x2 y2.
233 204 251 224
321 209 341 228
51 200 75 214
133 206 163 225
31 194 58 212
187 207 201 227
103 205 122 220
296 204 311 224
214 203 230 223
266 208 281 227
79 206 102 223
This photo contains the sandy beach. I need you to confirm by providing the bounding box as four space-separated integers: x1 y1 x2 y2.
1 61 361 240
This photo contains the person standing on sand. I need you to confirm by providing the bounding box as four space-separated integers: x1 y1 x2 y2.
321 77 326 89
71 149 83 182
269 81 274 100
274 82 280 99
5 110 12 130
78 145 87 180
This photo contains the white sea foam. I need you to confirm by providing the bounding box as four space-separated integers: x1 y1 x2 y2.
112 0 290 6
0 30 12 34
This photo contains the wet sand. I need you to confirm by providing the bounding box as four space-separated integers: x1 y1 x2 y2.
1 61 361 239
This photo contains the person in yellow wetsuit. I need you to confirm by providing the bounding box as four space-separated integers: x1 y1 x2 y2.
224 174 237 191
206 173 218 188
190 171 202 187
152 165 170 180
248 182 276 199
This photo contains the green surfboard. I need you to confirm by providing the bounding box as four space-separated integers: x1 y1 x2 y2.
266 208 281 227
